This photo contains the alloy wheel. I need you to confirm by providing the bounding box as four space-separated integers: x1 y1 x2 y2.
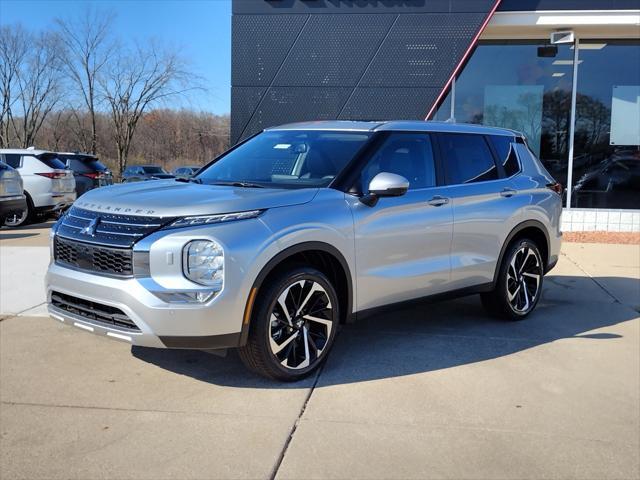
4 209 28 227
268 279 334 370
506 245 542 314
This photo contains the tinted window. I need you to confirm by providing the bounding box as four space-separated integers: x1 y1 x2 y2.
36 154 66 169
439 134 498 185
490 135 520 177
61 155 107 173
360 133 436 192
3 154 21 168
142 166 167 174
198 130 372 188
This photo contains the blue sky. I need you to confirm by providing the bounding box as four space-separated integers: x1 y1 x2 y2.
0 0 232 114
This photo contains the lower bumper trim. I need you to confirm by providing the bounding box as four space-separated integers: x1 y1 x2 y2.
159 332 241 350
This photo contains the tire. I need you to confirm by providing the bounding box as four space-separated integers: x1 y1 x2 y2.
3 194 32 227
481 238 544 321
238 266 339 381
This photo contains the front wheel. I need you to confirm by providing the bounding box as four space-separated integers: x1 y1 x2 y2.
481 239 544 320
238 267 339 381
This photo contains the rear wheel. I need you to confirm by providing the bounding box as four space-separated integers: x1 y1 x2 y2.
481 239 544 320
3 195 32 227
239 266 339 381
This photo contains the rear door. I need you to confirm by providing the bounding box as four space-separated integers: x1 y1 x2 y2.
434 132 521 290
349 132 453 311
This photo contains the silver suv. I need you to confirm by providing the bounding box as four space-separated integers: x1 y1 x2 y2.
46 121 562 381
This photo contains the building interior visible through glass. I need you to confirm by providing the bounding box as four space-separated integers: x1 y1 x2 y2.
435 39 640 209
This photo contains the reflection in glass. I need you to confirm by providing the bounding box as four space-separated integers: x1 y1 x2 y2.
434 41 574 204
571 40 640 209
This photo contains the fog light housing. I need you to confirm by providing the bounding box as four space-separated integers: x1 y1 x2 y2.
183 240 224 289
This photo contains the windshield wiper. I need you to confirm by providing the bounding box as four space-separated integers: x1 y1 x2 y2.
211 181 265 188
175 177 202 184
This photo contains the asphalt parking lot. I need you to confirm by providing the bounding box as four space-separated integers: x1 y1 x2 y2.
1 225 639 479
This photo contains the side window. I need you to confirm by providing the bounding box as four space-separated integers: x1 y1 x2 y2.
3 154 22 168
360 133 436 192
490 135 521 177
439 133 498 185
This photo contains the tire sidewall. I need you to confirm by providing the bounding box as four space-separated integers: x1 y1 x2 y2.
253 267 340 380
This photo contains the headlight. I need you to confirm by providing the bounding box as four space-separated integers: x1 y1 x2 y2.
183 240 224 288
168 210 263 229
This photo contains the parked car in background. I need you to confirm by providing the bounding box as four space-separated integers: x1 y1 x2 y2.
122 165 174 182
46 121 562 381
172 166 201 179
0 161 27 226
57 152 113 197
0 149 76 227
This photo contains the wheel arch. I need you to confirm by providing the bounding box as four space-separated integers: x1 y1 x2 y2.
493 220 550 286
239 241 354 346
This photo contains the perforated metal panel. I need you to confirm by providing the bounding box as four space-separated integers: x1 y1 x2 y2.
360 13 485 88
231 1 498 144
239 87 352 142
231 87 266 143
273 14 396 87
339 87 441 121
232 15 307 86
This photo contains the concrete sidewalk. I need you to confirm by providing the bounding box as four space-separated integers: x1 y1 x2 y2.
1 242 638 479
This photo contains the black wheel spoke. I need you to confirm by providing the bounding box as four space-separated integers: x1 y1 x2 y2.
269 278 334 370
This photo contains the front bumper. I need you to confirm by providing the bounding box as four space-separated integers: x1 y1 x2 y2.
45 218 279 350
46 264 245 349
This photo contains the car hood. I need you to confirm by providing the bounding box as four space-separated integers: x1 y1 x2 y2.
74 180 319 217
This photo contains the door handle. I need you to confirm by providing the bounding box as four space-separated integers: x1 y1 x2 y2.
500 188 517 198
427 195 449 207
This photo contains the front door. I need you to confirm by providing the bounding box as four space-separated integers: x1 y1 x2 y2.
347 132 453 311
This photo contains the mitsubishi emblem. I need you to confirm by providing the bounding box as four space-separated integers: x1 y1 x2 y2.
80 217 100 237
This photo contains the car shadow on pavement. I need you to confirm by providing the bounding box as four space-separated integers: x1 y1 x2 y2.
131 274 639 388
0 232 39 240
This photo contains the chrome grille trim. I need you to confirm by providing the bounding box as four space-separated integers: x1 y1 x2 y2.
57 206 175 248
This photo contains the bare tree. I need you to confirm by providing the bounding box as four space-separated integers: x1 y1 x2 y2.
9 31 64 148
0 25 29 147
56 7 113 154
99 42 193 176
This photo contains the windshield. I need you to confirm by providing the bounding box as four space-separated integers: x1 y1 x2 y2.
142 166 167 174
197 130 372 188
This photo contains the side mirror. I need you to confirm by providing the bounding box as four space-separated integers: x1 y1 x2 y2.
360 172 409 207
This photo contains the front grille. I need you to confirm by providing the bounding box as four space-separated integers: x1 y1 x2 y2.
51 291 140 331
54 236 133 276
56 206 174 248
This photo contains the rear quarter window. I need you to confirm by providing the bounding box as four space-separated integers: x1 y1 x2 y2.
490 135 521 177
439 133 498 185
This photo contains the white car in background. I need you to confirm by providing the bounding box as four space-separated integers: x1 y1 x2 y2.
0 148 76 227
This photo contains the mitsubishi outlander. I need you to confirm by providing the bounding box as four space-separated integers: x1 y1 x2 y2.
46 121 562 381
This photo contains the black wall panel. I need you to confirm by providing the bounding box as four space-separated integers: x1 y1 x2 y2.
231 1 498 143
338 87 441 120
232 15 307 86
359 13 484 88
272 14 396 87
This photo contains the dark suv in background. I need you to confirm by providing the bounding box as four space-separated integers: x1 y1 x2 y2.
122 165 174 182
58 153 113 197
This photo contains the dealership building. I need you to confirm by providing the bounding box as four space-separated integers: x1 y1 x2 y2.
231 0 640 232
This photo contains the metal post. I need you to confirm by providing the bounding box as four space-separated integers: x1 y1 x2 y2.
449 77 456 122
566 38 580 209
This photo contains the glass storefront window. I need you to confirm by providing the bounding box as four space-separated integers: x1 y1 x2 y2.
434 41 575 204
571 40 640 209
